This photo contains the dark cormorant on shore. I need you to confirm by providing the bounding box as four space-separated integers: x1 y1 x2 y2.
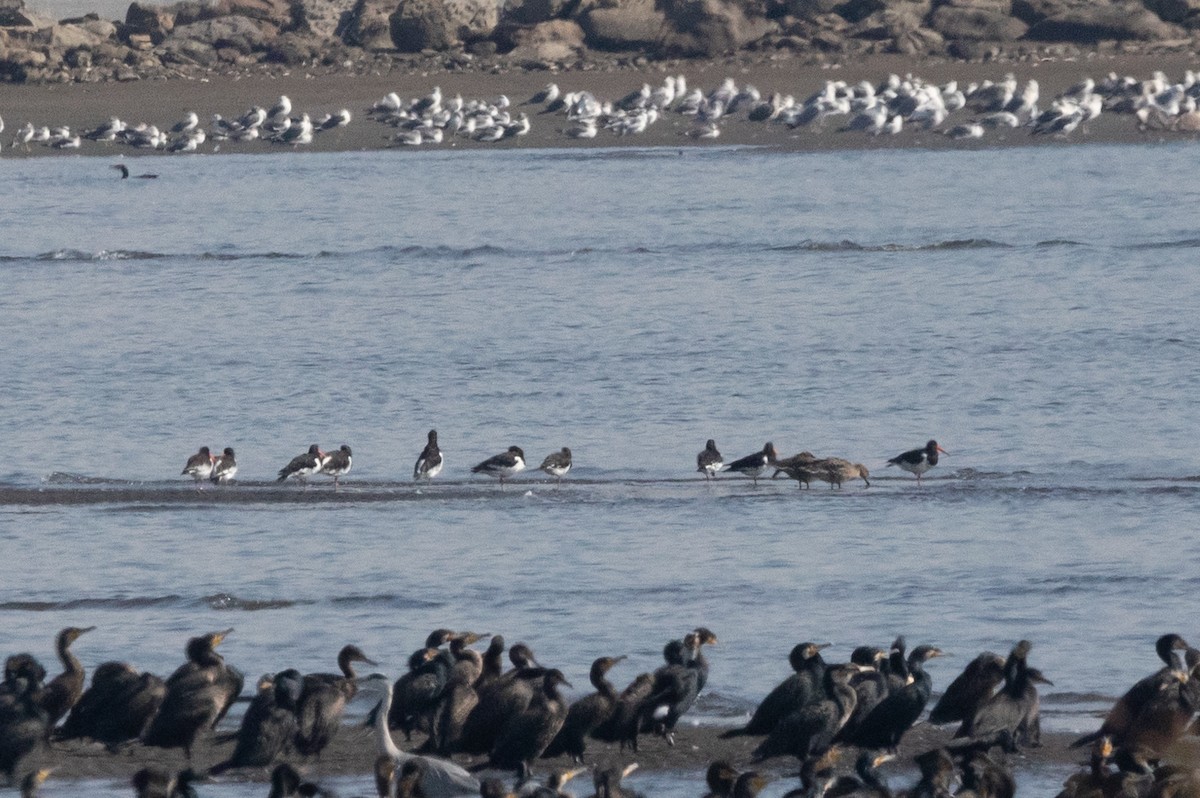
702 761 740 798
880 637 910 694
955 641 1047 751
928 652 1005 726
838 647 889 743
639 633 703 746
1071 634 1196 767
721 642 830 738
39 625 95 728
823 751 895 798
518 766 587 798
458 642 547 755
2 654 46 696
956 749 1015 798
388 630 456 739
0 672 47 783
297 644 377 757
19 768 52 798
590 671 653 753
142 629 244 760
427 633 488 755
131 767 198 798
839 645 944 752
542 655 627 762
268 762 333 798
488 669 573 778
910 748 958 798
751 663 860 766
59 661 166 745
210 669 303 773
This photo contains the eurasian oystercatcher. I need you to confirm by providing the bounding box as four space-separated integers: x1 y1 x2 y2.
181 447 215 486
696 439 723 480
414 429 443 481
472 446 526 485
725 442 778 485
278 444 325 485
210 448 238 484
538 447 572 483
886 440 947 483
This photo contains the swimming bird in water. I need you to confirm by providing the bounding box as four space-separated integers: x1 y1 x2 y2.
112 164 158 179
181 446 215 486
142 629 244 760
473 446 526 485
19 768 52 798
414 429 443 481
210 447 237 484
886 439 947 483
320 444 353 490
278 444 326 485
39 626 96 729
538 447 572 483
724 443 777 485
696 440 723 480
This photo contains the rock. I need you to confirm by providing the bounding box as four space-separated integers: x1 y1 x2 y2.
1143 0 1200 23
169 0 230 27
291 0 355 39
159 34 220 62
661 0 777 55
786 0 843 18
338 0 394 48
850 6 923 38
0 0 54 26
264 29 317 60
166 14 276 53
387 0 499 51
50 21 106 47
502 0 571 25
502 17 584 59
226 0 292 24
892 23 942 52
80 16 118 38
1025 1 1183 39
123 2 174 42
928 4 1028 39
580 1 667 50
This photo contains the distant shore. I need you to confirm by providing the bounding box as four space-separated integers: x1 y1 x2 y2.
3 52 1200 158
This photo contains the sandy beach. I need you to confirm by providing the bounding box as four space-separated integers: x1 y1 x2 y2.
2 51 1200 157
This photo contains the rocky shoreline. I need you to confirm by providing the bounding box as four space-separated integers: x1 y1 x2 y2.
2 0 1200 88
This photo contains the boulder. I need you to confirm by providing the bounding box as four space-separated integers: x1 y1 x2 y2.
388 0 500 51
166 13 276 51
891 22 942 51
124 1 174 41
502 17 584 59
786 0 844 18
1025 1 1183 39
264 28 318 60
225 0 292 24
169 0 230 27
850 5 923 37
80 16 119 38
50 21 107 46
0 0 54 26
928 4 1027 38
502 0 571 25
580 0 667 50
158 33 219 61
291 0 355 39
833 0 931 22
1143 0 1200 23
661 0 776 55
338 0 394 48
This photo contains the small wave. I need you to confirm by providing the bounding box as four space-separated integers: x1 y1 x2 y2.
203 593 301 611
1034 239 1087 248
330 593 446 610
1125 238 1200 250
43 471 138 485
0 595 183 611
33 249 167 262
770 238 1010 253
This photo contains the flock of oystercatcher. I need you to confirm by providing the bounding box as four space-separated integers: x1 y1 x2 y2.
179 436 946 490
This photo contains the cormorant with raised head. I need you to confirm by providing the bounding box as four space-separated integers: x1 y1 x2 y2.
721 642 829 738
296 644 377 757
458 642 547 755
928 651 1005 726
955 640 1048 752
487 669 573 778
838 644 944 752
39 626 95 728
751 662 859 764
542 655 626 762
142 629 245 760
388 629 456 739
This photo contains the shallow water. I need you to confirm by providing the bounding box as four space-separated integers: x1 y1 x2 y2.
3 143 1200 796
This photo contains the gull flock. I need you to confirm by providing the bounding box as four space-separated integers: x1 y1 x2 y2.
4 67 1200 155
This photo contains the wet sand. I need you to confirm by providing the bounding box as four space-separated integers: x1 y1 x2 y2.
2 52 1200 157
32 721 1092 786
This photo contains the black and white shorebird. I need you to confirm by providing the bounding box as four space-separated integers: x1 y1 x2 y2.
886 439 947 484
181 446 216 486
321 444 353 490
724 442 778 485
277 444 326 485
538 447 572 483
210 447 237 484
472 446 526 485
696 439 723 480
413 429 443 481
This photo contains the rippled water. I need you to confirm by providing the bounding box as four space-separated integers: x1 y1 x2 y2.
3 143 1200 796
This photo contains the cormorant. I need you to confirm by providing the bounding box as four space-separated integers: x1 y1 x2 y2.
638 633 702 746
910 748 957 798
59 661 166 745
111 164 158 179
458 642 546 755
19 768 52 798
388 630 456 739
590 763 643 798
838 647 889 743
702 761 740 798
750 663 860 768
1072 634 1198 771
697 440 723 479
731 771 769 798
131 767 198 798
0 671 48 782
590 671 653 753
928 652 1005 725
823 751 894 798
210 669 303 773
838 644 944 752
358 673 481 798
721 642 830 738
268 762 333 798
518 766 587 798
488 669 573 778
296 644 377 757
955 641 1047 751
142 629 244 760
957 749 1015 798
39 625 95 728
542 655 626 762
426 633 487 755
